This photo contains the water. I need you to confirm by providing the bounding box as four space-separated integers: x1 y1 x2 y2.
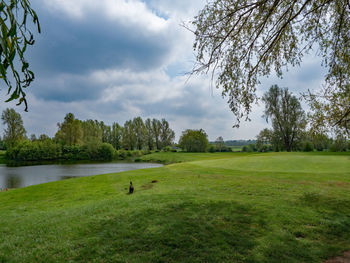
0 162 163 189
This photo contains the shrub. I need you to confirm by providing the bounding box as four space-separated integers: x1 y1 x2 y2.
208 145 216 153
163 146 172 152
303 141 314 152
96 143 114 160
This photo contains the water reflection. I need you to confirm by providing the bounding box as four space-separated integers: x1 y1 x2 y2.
0 162 162 189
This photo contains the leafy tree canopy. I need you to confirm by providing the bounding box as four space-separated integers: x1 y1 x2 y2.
1 107 26 148
179 129 209 152
0 0 40 110
262 85 306 151
191 0 349 133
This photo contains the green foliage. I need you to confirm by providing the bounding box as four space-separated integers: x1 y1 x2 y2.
242 144 257 152
303 141 314 152
162 146 172 152
0 0 40 110
179 129 209 152
96 143 114 161
262 85 306 152
208 145 216 153
6 139 116 161
191 0 350 131
1 108 26 148
330 136 348 152
6 139 61 161
55 113 83 146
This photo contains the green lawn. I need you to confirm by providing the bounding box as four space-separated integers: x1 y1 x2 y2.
0 152 350 262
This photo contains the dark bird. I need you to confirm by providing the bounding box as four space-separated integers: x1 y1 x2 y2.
129 181 134 194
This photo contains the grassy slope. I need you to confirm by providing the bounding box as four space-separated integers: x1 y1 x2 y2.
0 152 350 262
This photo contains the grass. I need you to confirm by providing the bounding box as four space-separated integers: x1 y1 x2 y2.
0 152 350 262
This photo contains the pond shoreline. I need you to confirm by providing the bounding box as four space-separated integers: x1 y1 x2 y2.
0 162 163 189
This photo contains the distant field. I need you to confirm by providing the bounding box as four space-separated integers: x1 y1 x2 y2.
0 152 350 262
230 145 243 151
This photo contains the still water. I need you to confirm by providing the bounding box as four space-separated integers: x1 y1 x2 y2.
0 162 163 189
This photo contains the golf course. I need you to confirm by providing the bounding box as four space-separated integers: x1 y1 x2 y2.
0 151 349 262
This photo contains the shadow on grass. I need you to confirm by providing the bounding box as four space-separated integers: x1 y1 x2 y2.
73 201 266 263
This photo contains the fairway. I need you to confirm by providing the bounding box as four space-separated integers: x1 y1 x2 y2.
0 152 350 262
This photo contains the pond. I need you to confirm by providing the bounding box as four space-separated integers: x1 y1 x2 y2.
0 162 163 189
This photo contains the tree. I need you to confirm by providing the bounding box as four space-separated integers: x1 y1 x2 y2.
256 128 273 151
110 122 123 150
262 85 306 151
145 118 155 150
122 120 136 150
81 120 102 144
133 117 146 150
190 0 350 131
0 0 40 110
152 119 162 150
1 108 26 148
55 113 83 146
179 129 209 152
159 119 175 149
215 136 225 152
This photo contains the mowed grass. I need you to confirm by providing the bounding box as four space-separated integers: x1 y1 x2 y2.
0 152 350 262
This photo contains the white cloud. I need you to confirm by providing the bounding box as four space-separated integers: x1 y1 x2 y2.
42 0 168 33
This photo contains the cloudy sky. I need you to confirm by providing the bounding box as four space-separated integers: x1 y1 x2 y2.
0 0 326 141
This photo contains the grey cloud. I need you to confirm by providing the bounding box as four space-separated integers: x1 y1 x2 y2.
28 0 174 75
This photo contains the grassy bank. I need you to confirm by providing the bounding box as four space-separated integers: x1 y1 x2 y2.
0 152 350 262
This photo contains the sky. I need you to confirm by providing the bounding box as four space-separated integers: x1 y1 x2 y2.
0 0 326 141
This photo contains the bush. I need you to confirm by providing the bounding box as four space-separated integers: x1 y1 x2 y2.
242 144 257 152
96 143 114 160
208 145 216 153
303 141 314 152
6 140 62 161
163 146 172 152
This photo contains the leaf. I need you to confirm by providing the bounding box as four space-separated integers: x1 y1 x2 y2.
8 24 16 37
5 91 19 102
0 63 7 77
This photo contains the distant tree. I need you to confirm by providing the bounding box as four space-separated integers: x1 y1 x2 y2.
38 134 50 141
215 136 224 152
145 118 155 150
110 122 123 150
55 113 83 146
1 108 26 148
330 134 348 152
179 129 209 152
160 119 175 149
99 121 111 143
81 120 102 144
256 129 273 152
133 117 146 150
122 120 136 150
30 134 37 141
190 0 350 131
152 119 162 150
262 85 306 152
303 130 331 151
0 136 5 150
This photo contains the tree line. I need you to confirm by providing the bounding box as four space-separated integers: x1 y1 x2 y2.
0 110 175 161
250 85 350 152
